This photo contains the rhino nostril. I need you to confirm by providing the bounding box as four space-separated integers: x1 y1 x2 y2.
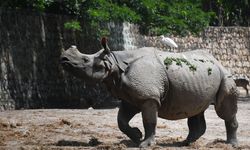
61 57 70 62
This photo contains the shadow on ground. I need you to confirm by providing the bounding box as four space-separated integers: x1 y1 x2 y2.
56 137 102 147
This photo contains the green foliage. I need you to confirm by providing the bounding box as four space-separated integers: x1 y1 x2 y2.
107 0 213 36
202 0 250 26
164 57 173 67
4 0 242 36
164 57 197 72
0 0 53 11
32 0 53 12
189 64 197 72
86 1 141 23
64 20 82 31
98 29 110 37
207 67 212 75
84 0 141 38
147 0 214 35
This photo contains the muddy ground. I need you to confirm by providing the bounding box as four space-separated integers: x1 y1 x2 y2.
0 89 250 150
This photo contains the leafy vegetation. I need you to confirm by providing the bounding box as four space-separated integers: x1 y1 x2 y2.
207 67 212 75
0 0 249 37
202 0 250 26
64 20 82 31
164 57 197 72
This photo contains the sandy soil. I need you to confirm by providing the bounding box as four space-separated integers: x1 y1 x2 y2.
0 91 250 150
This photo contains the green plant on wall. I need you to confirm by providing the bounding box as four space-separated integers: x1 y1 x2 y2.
64 20 82 31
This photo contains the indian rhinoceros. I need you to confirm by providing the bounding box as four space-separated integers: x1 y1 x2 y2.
60 38 238 148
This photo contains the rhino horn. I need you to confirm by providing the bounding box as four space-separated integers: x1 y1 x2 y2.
71 45 77 49
101 37 111 54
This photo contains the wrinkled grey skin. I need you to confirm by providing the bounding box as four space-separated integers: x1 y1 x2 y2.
60 46 238 148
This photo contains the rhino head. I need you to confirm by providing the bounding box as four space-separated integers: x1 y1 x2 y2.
60 37 112 84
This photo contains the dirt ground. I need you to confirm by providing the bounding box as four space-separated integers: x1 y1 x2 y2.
0 89 250 150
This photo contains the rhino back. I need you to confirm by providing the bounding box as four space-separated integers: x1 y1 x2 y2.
112 47 159 64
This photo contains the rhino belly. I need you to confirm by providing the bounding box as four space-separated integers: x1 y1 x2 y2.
158 61 221 120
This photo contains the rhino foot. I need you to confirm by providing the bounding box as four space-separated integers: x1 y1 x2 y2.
139 136 155 148
226 139 238 147
130 127 143 144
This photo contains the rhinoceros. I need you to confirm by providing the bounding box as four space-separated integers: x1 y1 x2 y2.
60 38 238 148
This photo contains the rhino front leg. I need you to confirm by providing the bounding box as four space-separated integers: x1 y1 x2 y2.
139 100 158 148
117 101 142 144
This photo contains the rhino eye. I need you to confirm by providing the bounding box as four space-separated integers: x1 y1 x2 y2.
82 57 89 63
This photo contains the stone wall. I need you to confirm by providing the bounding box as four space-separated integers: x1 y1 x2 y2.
128 26 250 75
1 9 250 110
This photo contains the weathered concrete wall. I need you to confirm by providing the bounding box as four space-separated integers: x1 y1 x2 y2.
1 10 250 110
0 10 122 111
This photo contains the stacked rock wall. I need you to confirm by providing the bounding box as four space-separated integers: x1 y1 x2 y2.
127 25 250 75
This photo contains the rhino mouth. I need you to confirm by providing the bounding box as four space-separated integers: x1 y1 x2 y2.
61 57 76 67
61 62 72 70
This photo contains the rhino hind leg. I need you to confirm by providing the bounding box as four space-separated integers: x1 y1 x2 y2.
117 101 142 144
184 111 206 145
215 98 238 146
225 116 238 146
215 76 238 146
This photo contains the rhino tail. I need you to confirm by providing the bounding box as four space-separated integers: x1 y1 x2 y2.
215 75 238 120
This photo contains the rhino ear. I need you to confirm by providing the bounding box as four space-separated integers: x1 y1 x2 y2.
101 37 111 54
